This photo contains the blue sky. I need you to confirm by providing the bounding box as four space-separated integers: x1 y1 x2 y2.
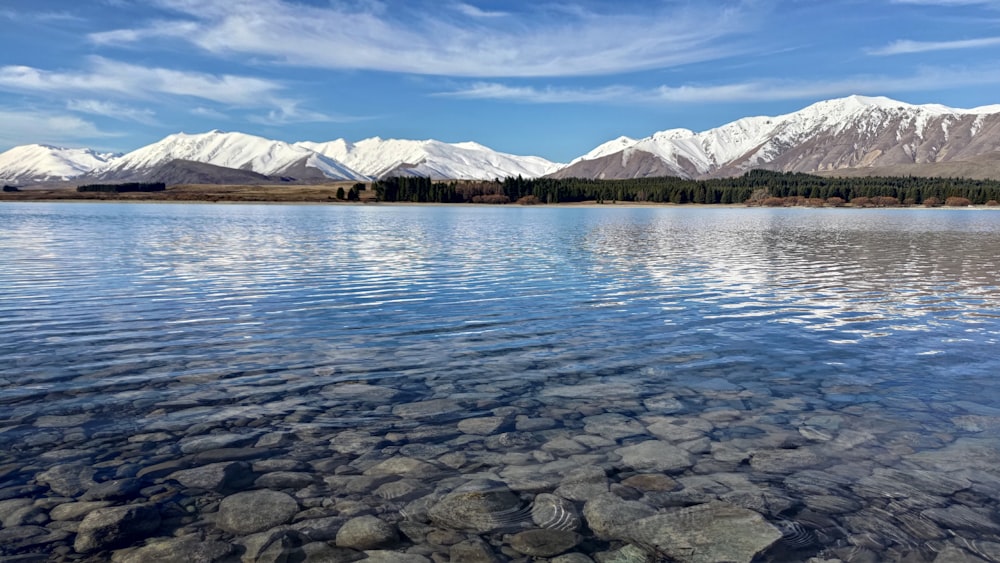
2 0 1000 162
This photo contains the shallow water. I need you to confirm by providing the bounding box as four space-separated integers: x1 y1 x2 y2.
2 202 1000 561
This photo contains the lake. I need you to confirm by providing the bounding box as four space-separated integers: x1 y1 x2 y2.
2 202 1000 562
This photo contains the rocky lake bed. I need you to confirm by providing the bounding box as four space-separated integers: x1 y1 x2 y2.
2 203 1000 562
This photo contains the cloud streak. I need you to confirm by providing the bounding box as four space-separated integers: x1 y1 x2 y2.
67 99 159 125
440 65 1000 105
0 109 120 149
89 0 754 77
868 36 1000 55
0 57 284 106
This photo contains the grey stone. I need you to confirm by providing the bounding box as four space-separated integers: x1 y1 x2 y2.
192 447 270 464
363 457 440 479
335 515 398 550
373 479 429 502
541 437 588 456
921 505 1000 534
614 440 693 473
114 537 235 563
551 554 595 563
34 414 92 428
322 383 400 402
428 479 527 534
300 541 366 562
458 416 507 435
450 537 500 563
0 498 33 525
73 503 161 553
515 416 557 431
749 448 822 473
391 399 462 419
508 529 581 557
531 493 581 532
582 493 656 540
643 394 685 414
1 504 48 527
621 474 678 492
290 515 345 542
583 413 646 440
168 461 254 493
49 500 113 521
330 431 384 455
137 458 194 480
360 552 431 563
626 502 782 563
254 471 316 489
0 525 67 553
36 463 96 497
933 546 990 563
178 432 259 454
81 478 140 501
216 489 299 534
646 418 712 443
238 528 305 563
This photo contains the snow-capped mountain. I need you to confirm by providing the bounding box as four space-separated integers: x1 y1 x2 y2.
552 95 1000 180
0 145 118 184
4 96 1000 186
95 130 367 182
296 137 561 180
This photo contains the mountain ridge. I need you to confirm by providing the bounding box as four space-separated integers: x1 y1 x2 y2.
4 95 1000 186
552 95 1000 180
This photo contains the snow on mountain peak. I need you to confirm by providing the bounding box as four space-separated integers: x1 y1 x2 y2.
297 136 561 180
99 130 367 181
0 144 118 183
566 94 1000 179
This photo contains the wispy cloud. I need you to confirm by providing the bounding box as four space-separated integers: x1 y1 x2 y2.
868 36 1000 55
436 83 636 103
0 109 121 149
454 3 508 18
89 21 200 45
440 65 1000 105
0 10 84 22
67 99 159 125
89 0 754 77
0 57 284 106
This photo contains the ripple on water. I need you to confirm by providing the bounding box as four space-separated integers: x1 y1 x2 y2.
1 204 1000 560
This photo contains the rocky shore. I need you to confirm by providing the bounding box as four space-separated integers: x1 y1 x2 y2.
2 368 1000 562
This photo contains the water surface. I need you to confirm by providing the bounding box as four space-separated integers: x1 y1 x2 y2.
2 203 1000 561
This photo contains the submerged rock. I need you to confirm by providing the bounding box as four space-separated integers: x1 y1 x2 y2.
626 502 782 563
507 528 581 557
428 479 528 534
215 489 298 534
335 515 399 550
73 503 161 554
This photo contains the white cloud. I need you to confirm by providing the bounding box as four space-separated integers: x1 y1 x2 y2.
67 99 159 125
0 109 120 149
0 57 285 106
454 3 507 18
89 0 753 77
89 21 200 45
868 36 1000 55
436 82 636 103
439 65 1000 104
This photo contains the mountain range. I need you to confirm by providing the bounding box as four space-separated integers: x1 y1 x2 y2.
4 95 1000 186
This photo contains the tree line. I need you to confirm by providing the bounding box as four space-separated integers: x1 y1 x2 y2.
372 171 1000 205
77 182 166 193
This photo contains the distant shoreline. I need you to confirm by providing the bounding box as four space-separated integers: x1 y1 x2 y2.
1 183 998 209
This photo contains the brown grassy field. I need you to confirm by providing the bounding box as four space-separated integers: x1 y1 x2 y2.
0 182 378 203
